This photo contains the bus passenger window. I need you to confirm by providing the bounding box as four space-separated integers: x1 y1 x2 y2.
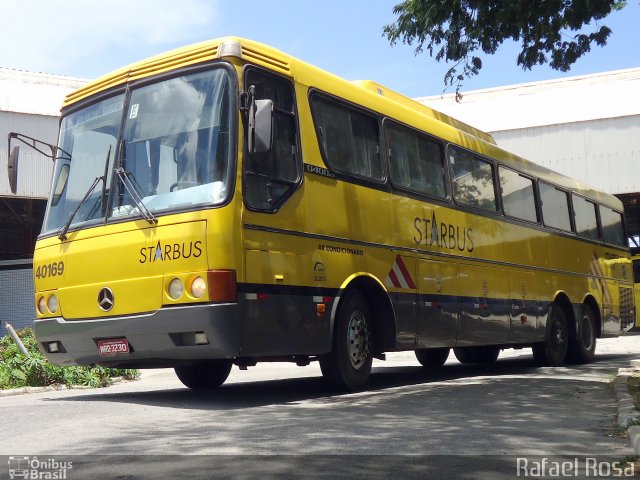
449 147 498 212
573 194 600 240
386 123 445 198
311 95 383 181
499 167 537 222
539 182 571 232
600 205 626 247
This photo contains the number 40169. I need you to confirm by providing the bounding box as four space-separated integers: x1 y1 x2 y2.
35 261 65 279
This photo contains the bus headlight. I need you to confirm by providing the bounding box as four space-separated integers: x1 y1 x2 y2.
168 278 184 300
47 294 59 313
37 296 47 315
190 276 206 298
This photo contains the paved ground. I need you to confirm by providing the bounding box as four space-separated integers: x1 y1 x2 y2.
1 333 639 478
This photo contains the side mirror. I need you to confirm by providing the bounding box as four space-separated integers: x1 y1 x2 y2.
248 99 273 155
8 145 19 194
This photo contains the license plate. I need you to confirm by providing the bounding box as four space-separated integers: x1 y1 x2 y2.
98 338 130 356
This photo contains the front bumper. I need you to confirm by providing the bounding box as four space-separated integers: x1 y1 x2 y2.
34 303 240 368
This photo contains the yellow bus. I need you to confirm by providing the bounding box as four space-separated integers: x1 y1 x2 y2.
632 252 640 327
7 37 634 391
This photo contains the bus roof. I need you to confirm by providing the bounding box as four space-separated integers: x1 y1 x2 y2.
62 36 623 211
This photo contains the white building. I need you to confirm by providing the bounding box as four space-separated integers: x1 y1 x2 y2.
0 68 87 334
417 67 640 244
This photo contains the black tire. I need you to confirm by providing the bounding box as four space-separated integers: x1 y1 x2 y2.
568 304 597 364
415 347 450 368
319 290 373 391
453 346 500 364
532 302 569 367
174 359 233 389
453 347 474 364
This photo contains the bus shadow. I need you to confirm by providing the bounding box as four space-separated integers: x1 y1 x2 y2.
50 351 638 411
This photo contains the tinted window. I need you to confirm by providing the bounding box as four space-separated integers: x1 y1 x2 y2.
573 195 600 240
386 123 445 198
633 258 640 283
121 70 233 213
539 182 572 232
311 95 383 180
449 147 497 212
600 205 626 246
499 167 537 222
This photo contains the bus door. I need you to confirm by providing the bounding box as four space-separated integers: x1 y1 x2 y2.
508 270 539 342
383 254 419 348
416 258 459 348
457 264 510 346
241 67 317 356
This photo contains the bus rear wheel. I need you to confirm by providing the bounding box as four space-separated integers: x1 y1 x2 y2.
532 302 568 367
453 346 500 364
174 359 233 389
319 290 373 391
415 348 450 368
568 304 597 364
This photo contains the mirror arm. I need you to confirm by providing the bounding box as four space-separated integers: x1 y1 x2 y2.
7 132 71 162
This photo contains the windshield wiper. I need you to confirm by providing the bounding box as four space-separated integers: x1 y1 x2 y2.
114 167 157 224
58 146 112 241
58 175 103 241
100 145 111 217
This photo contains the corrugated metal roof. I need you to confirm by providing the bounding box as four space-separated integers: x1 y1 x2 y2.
0 68 88 116
416 67 640 132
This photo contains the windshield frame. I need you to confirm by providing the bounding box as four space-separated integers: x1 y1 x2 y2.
40 61 239 239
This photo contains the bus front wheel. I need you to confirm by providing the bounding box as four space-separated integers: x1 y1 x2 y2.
533 302 569 367
174 359 233 389
319 290 373 391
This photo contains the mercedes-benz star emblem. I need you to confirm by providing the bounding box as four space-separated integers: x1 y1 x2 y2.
97 287 114 312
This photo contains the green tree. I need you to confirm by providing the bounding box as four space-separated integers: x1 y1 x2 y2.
384 0 627 97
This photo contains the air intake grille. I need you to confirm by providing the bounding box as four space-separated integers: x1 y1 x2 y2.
242 46 291 74
619 286 634 328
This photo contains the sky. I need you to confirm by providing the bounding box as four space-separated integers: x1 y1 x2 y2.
1 0 639 98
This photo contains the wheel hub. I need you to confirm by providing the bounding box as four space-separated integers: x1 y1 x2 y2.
552 319 567 350
581 315 594 350
347 310 370 370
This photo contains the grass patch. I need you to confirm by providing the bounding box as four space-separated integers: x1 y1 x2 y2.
606 422 630 439
0 327 139 389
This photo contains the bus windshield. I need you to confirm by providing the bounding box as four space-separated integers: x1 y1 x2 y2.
43 67 235 235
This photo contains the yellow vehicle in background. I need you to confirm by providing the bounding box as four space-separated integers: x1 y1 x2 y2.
632 252 640 327
7 37 634 391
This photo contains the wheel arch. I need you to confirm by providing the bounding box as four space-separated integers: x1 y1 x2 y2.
553 291 576 341
333 273 397 354
581 294 602 338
